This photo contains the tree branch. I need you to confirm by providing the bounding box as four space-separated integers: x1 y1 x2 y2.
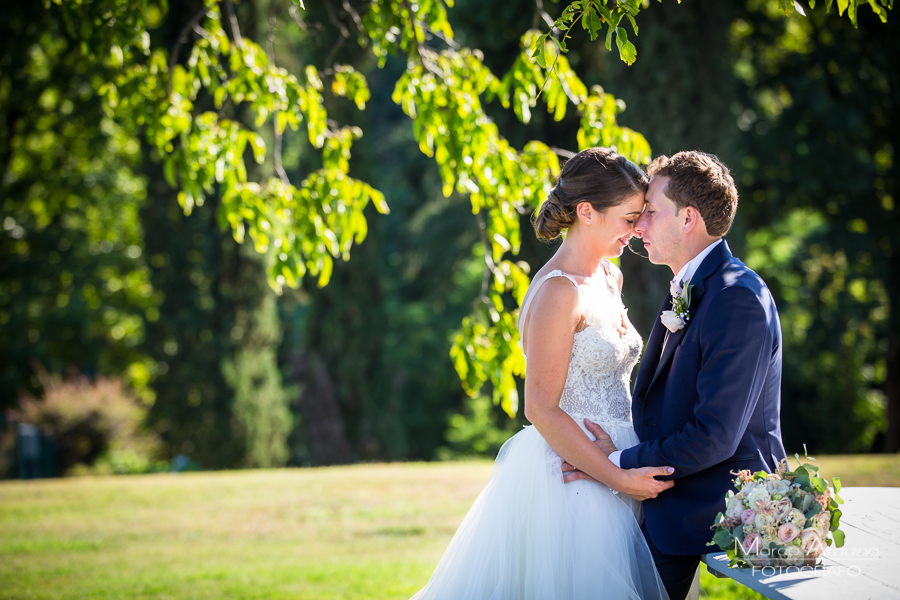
341 0 364 34
266 5 290 187
401 0 447 78
224 0 245 51
288 4 325 46
321 0 352 70
534 0 555 30
323 0 350 39
167 7 209 98
474 211 499 308
424 25 459 49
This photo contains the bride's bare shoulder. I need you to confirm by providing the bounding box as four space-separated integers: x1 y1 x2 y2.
528 276 581 325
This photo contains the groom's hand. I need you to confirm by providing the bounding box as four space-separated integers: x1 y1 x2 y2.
561 462 597 484
560 419 617 484
582 419 617 456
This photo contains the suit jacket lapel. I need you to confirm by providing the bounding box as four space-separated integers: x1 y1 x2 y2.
644 240 732 392
633 293 670 400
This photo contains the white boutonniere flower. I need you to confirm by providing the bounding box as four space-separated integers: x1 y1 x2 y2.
660 278 693 333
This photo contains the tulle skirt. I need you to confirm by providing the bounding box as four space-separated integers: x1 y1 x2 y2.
412 417 668 600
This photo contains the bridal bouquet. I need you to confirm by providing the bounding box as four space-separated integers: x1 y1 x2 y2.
708 450 844 568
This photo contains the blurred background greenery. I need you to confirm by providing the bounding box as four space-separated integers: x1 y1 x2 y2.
0 0 897 479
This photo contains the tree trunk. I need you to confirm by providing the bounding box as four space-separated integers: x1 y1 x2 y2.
291 352 353 465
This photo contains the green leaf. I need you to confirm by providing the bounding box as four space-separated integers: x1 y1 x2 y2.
605 24 614 52
246 132 266 164
626 13 639 36
615 28 637 65
711 527 735 552
317 254 333 287
803 443 817 461
832 528 845 548
832 477 843 504
805 502 822 520
276 111 289 135
549 34 566 53
531 34 547 68
163 158 176 188
214 87 227 109
583 6 603 41
369 188 390 214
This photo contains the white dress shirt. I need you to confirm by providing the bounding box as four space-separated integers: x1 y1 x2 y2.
607 239 723 469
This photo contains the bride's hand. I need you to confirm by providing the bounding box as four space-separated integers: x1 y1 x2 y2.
617 466 675 500
562 463 674 500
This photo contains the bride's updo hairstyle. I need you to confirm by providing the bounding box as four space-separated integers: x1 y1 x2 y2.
533 147 648 241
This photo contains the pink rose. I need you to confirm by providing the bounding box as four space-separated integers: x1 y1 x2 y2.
800 529 826 559
778 522 800 544
815 511 832 536
741 509 757 526
772 499 793 522
742 532 762 555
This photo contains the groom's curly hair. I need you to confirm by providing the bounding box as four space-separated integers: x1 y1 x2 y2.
647 151 738 236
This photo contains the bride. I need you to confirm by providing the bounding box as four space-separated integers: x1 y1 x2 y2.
412 147 673 600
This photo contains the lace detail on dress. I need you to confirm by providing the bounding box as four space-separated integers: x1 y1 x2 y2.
519 264 643 451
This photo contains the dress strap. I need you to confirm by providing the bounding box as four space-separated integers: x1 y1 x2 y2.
516 270 580 341
599 259 618 293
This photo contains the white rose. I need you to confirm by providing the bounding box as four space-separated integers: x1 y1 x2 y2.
748 486 772 509
726 495 745 519
755 512 776 531
761 527 779 548
766 478 792 497
739 481 758 505
660 310 685 333
788 508 807 529
670 279 681 296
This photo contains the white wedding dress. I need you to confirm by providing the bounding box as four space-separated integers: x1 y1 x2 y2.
412 265 669 600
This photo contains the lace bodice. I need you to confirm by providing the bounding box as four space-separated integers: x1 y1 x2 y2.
518 265 643 438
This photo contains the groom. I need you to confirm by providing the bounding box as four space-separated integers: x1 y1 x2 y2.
562 151 787 600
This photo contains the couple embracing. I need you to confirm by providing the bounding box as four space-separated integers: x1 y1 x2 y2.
413 148 787 600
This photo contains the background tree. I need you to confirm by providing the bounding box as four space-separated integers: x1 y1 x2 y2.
732 2 898 451
2 0 895 473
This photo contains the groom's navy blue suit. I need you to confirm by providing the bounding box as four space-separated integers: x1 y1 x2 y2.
620 240 786 599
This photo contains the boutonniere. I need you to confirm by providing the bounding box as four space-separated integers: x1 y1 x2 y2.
660 278 693 333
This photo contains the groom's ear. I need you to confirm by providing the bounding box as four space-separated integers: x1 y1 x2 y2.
681 206 706 235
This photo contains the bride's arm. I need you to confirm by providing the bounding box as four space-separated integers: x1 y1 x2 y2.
523 279 674 501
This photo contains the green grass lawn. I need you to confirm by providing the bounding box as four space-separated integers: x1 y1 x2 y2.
1 454 897 599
